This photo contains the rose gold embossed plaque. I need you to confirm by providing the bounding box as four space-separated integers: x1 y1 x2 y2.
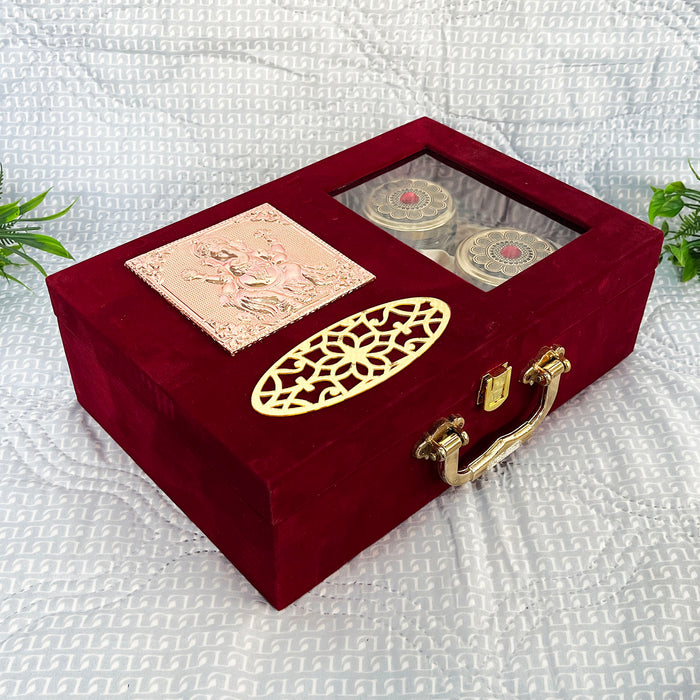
126 204 374 354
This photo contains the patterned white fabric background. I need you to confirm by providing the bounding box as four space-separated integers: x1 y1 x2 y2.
1 1 699 697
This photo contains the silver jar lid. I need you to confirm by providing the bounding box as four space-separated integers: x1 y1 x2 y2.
362 178 455 237
455 228 557 288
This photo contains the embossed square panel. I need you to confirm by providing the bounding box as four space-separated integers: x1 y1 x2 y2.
125 204 374 354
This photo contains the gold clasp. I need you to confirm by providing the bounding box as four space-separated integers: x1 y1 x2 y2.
478 363 512 411
413 346 571 486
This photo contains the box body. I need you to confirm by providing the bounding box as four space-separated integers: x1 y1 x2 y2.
47 119 662 608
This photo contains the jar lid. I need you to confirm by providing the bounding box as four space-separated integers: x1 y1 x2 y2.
455 228 557 288
362 178 455 234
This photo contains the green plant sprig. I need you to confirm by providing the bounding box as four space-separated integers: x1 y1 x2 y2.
0 164 76 289
648 161 700 283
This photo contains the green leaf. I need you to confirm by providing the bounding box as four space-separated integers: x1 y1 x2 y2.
14 248 47 277
3 232 73 258
18 188 51 216
678 210 700 239
664 181 686 193
2 225 41 235
0 231 38 246
0 226 42 239
660 220 669 234
649 192 684 223
670 240 698 281
667 243 684 266
681 256 698 282
0 200 19 215
22 196 77 222
649 190 667 223
0 243 22 256
680 239 691 262
650 185 662 193
0 269 31 290
689 161 700 182
0 201 21 224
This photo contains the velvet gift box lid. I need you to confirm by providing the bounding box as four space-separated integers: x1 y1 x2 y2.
47 118 663 539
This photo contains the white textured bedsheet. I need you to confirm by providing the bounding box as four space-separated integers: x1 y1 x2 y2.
1 1 699 697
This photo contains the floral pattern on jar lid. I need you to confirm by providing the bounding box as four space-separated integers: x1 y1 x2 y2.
456 228 557 288
363 178 455 233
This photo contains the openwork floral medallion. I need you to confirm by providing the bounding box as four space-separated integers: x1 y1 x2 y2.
252 297 450 416
126 204 374 353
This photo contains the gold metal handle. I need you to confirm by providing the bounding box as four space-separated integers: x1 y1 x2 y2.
413 346 571 486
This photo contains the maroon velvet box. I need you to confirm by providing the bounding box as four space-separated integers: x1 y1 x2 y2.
47 118 663 609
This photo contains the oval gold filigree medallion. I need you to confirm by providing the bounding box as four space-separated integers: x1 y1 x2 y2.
251 297 450 416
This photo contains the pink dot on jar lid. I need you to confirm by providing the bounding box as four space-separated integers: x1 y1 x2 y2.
399 191 419 205
500 244 522 259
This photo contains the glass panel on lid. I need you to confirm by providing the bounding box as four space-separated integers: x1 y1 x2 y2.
333 153 581 291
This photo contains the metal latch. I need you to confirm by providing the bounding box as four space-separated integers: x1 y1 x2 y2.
478 362 512 411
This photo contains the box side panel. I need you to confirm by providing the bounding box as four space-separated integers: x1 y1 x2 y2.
55 321 278 605
53 260 656 609
271 269 657 608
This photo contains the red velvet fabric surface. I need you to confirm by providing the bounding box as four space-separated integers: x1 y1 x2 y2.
47 118 663 608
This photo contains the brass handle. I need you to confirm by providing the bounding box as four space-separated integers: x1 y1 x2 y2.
413 346 571 486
